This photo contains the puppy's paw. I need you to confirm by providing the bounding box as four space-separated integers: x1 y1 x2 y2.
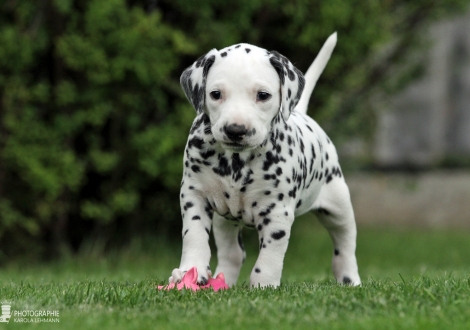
196 266 212 285
339 274 361 286
169 266 212 285
168 268 185 284
189 265 212 285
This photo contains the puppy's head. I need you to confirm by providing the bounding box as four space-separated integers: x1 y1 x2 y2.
181 44 304 152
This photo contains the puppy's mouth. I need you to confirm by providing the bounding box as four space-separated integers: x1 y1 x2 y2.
222 142 251 152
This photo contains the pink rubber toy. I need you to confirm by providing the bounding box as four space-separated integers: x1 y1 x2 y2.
157 267 229 292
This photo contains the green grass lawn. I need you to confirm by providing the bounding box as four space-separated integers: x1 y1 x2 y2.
1 215 469 329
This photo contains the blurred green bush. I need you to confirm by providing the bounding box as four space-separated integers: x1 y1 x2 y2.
0 0 468 261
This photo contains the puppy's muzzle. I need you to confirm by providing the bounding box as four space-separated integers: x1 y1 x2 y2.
224 124 248 141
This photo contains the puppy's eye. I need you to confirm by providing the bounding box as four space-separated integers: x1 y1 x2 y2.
257 91 271 101
210 91 222 100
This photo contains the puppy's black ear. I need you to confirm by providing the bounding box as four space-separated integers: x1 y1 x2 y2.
180 49 218 114
268 51 305 121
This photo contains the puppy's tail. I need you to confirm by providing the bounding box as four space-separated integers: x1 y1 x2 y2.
295 32 337 115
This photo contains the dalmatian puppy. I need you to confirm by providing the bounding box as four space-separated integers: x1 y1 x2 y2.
171 33 361 288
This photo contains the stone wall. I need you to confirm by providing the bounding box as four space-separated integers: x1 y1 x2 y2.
347 171 470 228
337 14 470 228
373 12 470 167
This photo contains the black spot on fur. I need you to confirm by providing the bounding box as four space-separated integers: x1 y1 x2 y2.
255 268 261 273
287 68 295 81
213 155 231 176
271 230 286 240
326 174 333 184
190 115 206 134
232 153 245 182
221 52 227 57
195 54 206 68
200 149 216 159
258 203 276 217
269 54 286 86
191 165 201 173
343 277 352 285
263 151 280 171
334 249 340 256
183 202 194 211
188 136 204 149
204 201 213 219
192 215 201 220
245 48 251 53
288 188 297 198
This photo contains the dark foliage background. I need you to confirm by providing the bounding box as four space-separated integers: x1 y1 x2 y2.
0 0 468 261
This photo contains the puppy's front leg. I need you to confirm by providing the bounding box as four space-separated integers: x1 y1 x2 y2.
250 210 294 288
170 194 213 285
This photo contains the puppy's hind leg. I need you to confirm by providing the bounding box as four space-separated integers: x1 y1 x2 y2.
311 178 361 285
213 214 245 287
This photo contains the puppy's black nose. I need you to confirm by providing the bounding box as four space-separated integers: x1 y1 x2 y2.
224 124 248 141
